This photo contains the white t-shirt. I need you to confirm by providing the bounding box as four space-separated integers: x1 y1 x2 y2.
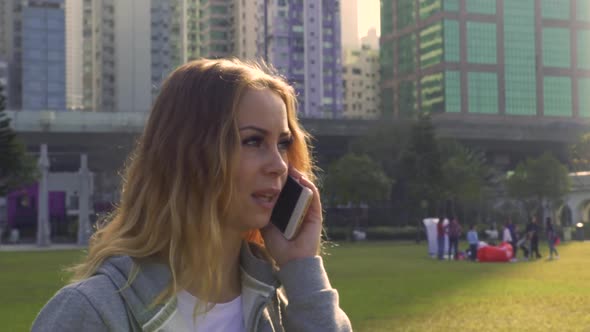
177 290 245 332
503 228 512 242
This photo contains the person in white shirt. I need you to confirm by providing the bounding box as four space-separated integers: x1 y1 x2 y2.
485 225 499 245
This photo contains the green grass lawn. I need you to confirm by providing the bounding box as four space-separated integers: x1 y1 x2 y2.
324 241 590 331
1 242 588 331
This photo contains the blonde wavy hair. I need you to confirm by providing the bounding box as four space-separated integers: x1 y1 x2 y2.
70 58 316 305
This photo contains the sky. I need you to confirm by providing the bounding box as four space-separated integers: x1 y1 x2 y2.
357 0 381 38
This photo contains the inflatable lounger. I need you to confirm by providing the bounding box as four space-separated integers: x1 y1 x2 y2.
477 242 513 262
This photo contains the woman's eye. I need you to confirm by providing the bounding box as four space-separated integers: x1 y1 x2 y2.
242 136 263 147
278 137 293 150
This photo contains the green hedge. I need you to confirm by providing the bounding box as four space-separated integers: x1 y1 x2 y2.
324 226 423 241
323 222 590 242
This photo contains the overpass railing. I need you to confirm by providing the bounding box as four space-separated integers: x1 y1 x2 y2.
5 110 148 133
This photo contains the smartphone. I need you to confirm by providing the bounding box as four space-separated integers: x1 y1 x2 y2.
270 176 314 240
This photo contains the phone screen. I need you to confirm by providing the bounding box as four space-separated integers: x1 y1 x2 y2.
271 176 304 233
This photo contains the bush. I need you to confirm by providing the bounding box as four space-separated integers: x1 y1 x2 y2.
324 226 422 241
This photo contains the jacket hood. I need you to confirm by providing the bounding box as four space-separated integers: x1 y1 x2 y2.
96 256 172 328
94 242 278 329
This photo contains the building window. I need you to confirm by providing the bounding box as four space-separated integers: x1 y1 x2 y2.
544 76 572 116
579 78 590 117
466 0 496 14
542 0 570 20
579 30 590 69
444 20 460 62
468 72 498 114
467 22 497 64
543 28 570 68
504 0 536 115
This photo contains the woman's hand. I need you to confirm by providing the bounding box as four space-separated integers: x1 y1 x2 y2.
261 168 323 267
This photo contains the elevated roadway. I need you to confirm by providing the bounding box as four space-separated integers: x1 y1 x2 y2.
6 111 590 173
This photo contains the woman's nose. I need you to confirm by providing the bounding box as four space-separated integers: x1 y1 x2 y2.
265 147 288 176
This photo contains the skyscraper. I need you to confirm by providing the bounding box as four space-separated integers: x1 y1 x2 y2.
342 45 380 119
82 0 150 112
380 0 590 119
361 27 378 50
66 0 83 110
82 0 200 112
21 0 66 110
0 0 22 109
260 0 343 118
198 0 234 59
340 0 359 49
234 0 259 59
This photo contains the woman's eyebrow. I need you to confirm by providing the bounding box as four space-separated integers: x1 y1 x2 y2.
239 126 291 137
239 126 267 134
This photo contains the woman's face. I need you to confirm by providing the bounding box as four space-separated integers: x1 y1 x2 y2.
228 88 291 233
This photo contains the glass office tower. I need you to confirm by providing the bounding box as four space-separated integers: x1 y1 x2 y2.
380 0 590 118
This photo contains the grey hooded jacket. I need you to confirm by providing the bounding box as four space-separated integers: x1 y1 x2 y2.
31 243 352 331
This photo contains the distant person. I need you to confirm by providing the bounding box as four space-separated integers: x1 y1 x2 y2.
517 227 531 260
467 225 479 261
448 218 462 260
437 216 446 260
546 217 559 260
32 59 351 331
485 225 499 245
526 216 542 259
507 218 518 260
502 223 512 244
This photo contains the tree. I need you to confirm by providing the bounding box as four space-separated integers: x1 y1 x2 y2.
570 132 590 171
398 113 444 217
0 82 37 195
438 139 496 222
348 120 411 181
322 153 392 207
322 153 392 233
505 152 571 218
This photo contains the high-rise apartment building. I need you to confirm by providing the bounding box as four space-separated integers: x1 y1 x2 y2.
340 0 359 48
198 0 234 58
0 0 22 109
151 0 192 94
0 0 15 62
380 0 590 119
82 0 200 112
234 0 258 59
22 0 66 110
66 0 83 109
342 44 380 119
2 0 83 111
361 27 378 50
82 0 150 112
260 0 343 118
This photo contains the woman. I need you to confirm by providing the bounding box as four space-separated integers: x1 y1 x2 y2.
32 59 351 331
